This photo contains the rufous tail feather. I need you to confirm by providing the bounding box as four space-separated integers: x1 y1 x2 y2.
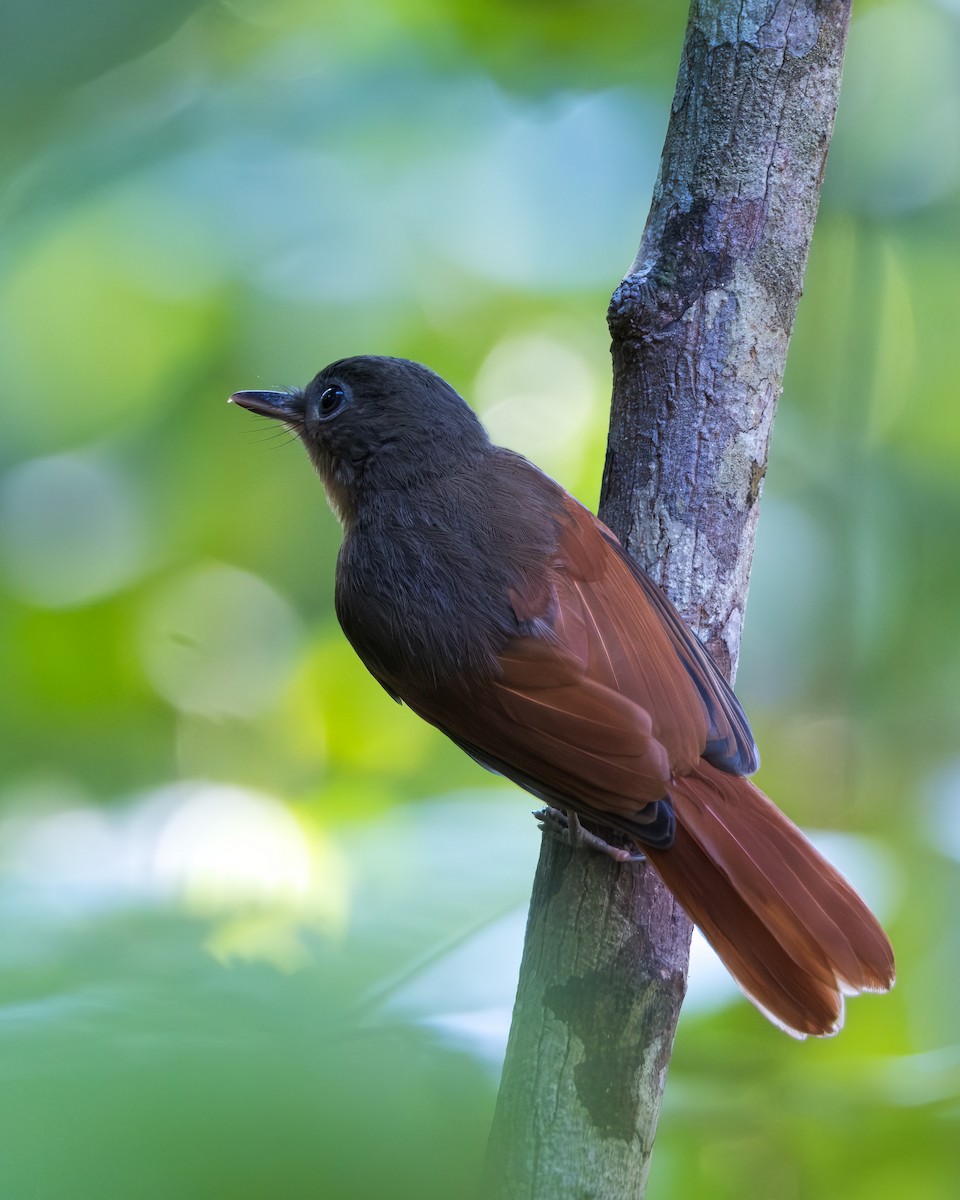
646 761 895 1037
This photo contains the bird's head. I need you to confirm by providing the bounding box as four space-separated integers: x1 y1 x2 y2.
230 355 490 526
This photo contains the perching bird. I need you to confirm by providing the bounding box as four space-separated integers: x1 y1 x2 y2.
230 355 894 1037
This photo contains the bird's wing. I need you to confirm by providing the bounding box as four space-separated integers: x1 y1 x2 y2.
573 503 760 775
403 494 756 832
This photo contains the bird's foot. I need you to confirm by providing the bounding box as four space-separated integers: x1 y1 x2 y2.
533 807 645 864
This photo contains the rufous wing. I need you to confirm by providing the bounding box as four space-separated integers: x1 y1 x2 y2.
567 500 759 775
403 494 753 839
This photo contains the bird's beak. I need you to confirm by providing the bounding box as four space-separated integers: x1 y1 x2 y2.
228 390 304 423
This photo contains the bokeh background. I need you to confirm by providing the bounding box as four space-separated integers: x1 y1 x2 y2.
1 0 958 1196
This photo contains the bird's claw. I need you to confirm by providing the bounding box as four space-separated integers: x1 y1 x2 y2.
533 807 645 863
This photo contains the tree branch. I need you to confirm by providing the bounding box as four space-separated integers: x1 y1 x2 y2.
483 2 852 1196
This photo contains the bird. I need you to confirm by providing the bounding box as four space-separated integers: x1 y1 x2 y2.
229 354 895 1037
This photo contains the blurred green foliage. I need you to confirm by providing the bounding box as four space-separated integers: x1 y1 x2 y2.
1 0 958 1196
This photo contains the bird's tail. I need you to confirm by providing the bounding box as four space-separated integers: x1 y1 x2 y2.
645 760 895 1037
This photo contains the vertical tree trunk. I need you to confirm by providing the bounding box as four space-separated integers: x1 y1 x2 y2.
483 2 852 1196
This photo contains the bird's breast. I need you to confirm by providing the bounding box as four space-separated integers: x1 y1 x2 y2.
334 517 534 695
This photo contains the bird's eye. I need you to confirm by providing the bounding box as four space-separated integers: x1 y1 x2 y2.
318 384 346 418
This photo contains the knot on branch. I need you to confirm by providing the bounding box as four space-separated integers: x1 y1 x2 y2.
608 194 764 343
